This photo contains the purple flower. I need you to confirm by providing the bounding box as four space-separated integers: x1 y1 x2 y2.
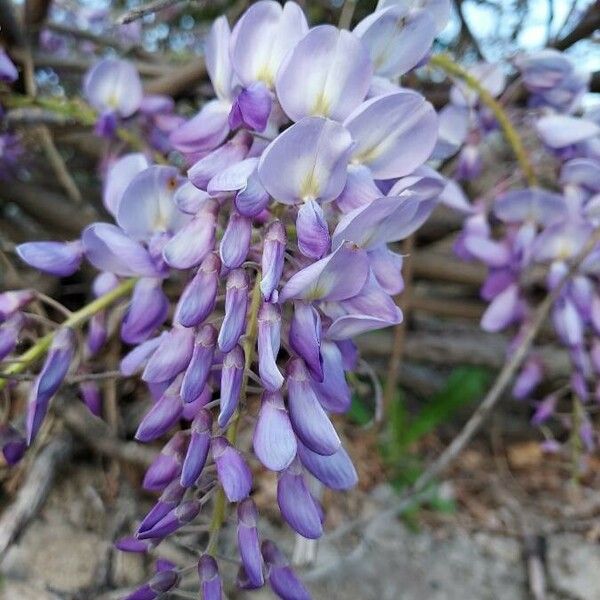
137 500 200 540
0 314 24 360
258 117 353 205
84 58 143 118
289 302 323 381
296 200 330 259
125 569 179 600
276 25 371 122
297 440 358 490
230 0 308 89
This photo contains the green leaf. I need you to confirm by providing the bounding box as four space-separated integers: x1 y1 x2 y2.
395 366 490 451
347 393 373 426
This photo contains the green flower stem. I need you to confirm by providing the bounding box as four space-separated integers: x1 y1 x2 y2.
206 273 262 555
0 278 136 392
2 93 167 163
429 53 538 187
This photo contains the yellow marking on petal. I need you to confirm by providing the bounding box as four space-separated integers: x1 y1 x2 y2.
300 172 320 201
306 284 325 301
310 93 330 117
353 143 382 165
256 65 274 88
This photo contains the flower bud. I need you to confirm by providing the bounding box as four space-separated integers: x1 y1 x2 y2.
0 424 26 466
229 81 272 132
257 302 284 391
79 380 102 417
253 391 296 472
289 302 323 382
212 436 252 502
27 327 76 444
121 278 169 344
237 499 264 587
219 344 245 428
220 212 252 269
86 312 107 357
0 313 24 360
218 269 248 353
138 480 185 533
198 554 223 600
297 440 357 491
296 200 330 259
162 200 218 269
120 334 165 376
277 459 323 539
137 500 200 540
174 254 220 328
143 431 188 491
135 387 184 443
181 409 212 487
0 290 34 322
261 540 311 600
311 341 350 413
286 358 340 456
16 240 83 277
260 221 286 302
142 327 195 383
125 569 179 600
235 172 270 217
181 324 217 403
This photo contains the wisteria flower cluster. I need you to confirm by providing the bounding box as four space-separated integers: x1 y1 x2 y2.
454 50 600 458
0 1 455 597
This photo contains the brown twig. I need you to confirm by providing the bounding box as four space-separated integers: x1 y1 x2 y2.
117 0 189 24
0 433 73 559
382 236 414 415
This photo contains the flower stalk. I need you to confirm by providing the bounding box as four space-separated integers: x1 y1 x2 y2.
0 278 136 392
429 53 538 187
206 273 262 555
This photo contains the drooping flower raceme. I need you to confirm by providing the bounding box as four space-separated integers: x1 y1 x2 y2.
4 1 452 597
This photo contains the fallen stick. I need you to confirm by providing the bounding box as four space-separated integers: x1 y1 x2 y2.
0 433 73 560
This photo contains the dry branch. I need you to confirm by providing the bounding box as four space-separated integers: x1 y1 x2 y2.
0 433 73 560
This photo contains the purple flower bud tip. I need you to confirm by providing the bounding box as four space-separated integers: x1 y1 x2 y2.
175 254 221 328
137 500 200 540
217 269 249 353
135 389 183 443
0 290 34 322
198 554 223 600
181 325 218 404
27 327 76 445
16 240 84 277
115 537 150 553
261 540 312 600
237 498 265 587
218 344 245 428
125 569 179 600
